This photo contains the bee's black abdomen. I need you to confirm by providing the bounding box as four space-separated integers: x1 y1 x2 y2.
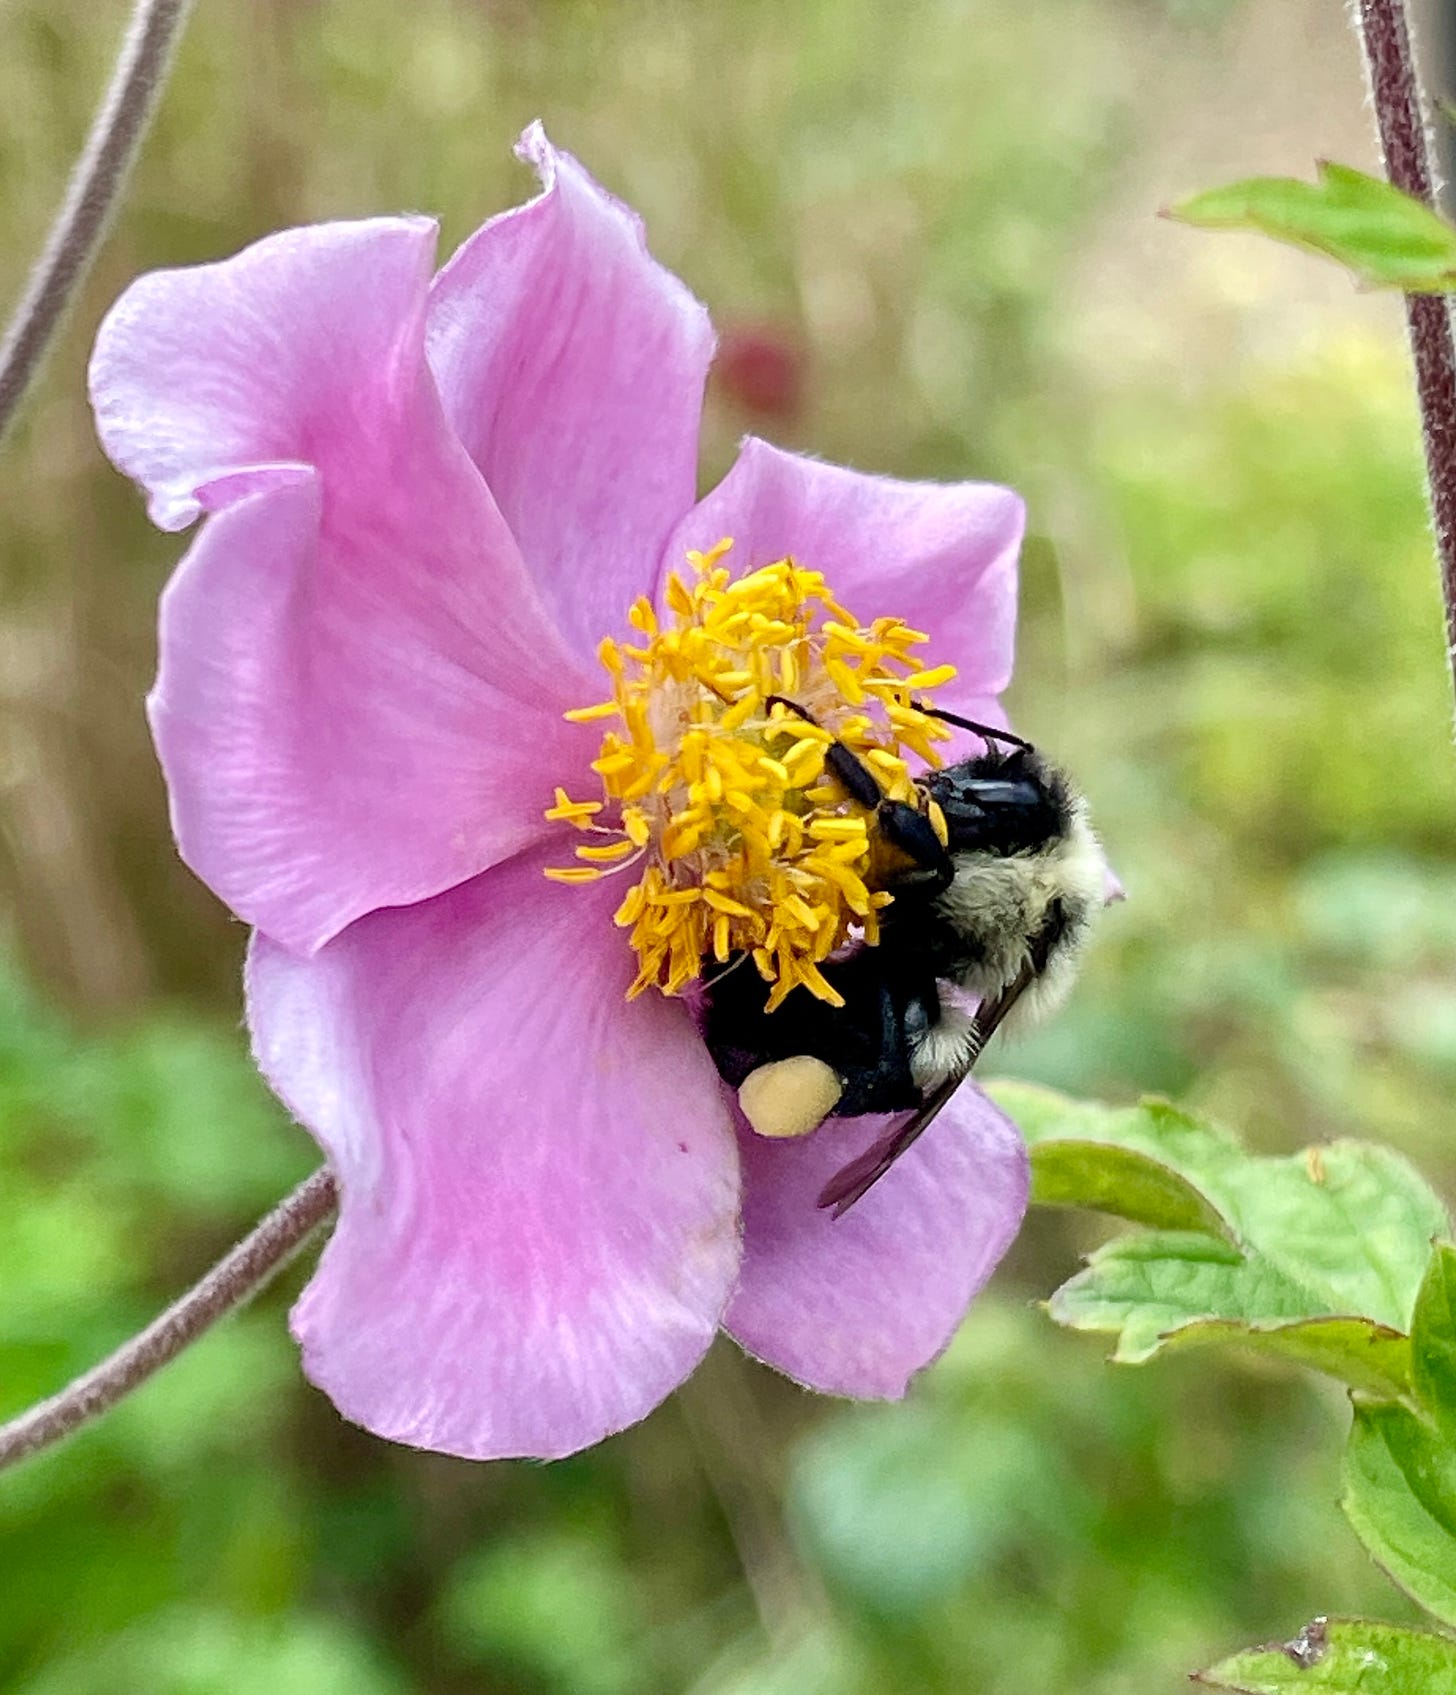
701 946 933 1117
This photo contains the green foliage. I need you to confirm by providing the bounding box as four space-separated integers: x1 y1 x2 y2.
784 1303 1393 1694
436 1532 643 1695
1169 161 1456 291
1195 1618 1456 1693
19 1611 408 1695
995 1082 1445 1395
1008 1085 1238 1235
1003 1086 1456 1654
1415 1246 1456 1444
1343 1402 1456 1628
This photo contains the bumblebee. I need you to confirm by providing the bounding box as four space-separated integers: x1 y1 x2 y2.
701 702 1103 1214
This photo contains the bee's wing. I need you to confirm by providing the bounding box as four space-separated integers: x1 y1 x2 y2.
816 957 1039 1217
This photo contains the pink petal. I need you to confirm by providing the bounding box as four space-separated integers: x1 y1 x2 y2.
248 847 742 1461
666 437 1024 709
724 1088 1028 1398
94 218 430 531
95 217 599 953
428 123 715 663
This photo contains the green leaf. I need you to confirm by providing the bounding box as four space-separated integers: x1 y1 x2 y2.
1195 1616 1456 1692
997 1084 1447 1392
1217 1143 1447 1332
1343 1401 1456 1627
1160 1318 1412 1400
1413 1244 1456 1441
997 1081 1237 1237
1029 1137 1233 1235
1168 159 1456 292
1049 1234 1412 1396
1050 1232 1311 1360
998 1087 1447 1327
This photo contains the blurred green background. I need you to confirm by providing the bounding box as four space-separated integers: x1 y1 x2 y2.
2 0 1455 1690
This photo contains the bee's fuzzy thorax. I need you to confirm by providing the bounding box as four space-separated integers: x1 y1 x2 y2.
928 772 1103 1033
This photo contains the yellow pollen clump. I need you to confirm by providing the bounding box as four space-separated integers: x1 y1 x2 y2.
545 540 956 1009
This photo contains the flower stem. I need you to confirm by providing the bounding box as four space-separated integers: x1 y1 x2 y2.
0 1167 336 1473
1353 0 1456 690
0 0 196 446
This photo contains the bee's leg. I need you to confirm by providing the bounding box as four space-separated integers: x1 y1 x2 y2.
875 799 955 892
835 969 933 1115
767 696 882 805
765 695 955 890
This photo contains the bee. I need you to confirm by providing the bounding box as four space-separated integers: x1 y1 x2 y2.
701 700 1104 1215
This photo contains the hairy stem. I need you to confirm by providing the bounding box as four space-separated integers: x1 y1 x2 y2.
0 0 196 445
1353 0 1456 690
0 1168 336 1473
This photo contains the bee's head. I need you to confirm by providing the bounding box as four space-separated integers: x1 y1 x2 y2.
925 745 1070 857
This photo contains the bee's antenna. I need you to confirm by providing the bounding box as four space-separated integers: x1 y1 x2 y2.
911 702 1033 751
764 694 817 723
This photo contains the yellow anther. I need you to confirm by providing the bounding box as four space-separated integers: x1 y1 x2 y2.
718 693 760 733
576 839 638 863
563 700 619 722
807 817 869 842
666 574 695 616
824 657 865 705
614 886 646 926
544 789 603 826
628 597 658 635
703 889 755 918
822 621 876 655
545 866 606 884
902 663 958 690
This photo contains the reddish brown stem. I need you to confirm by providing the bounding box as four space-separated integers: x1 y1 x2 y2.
0 1168 336 1472
1354 0 1456 686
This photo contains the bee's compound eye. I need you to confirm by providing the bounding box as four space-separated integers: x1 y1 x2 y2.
738 1056 844 1139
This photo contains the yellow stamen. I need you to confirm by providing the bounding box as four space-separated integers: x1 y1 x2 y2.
543 542 959 1006
901 663 958 691
544 788 602 826
575 839 639 863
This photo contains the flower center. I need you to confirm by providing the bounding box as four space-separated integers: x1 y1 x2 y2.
545 540 957 1009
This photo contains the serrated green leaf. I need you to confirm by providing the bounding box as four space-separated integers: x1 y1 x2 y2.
1413 1244 1456 1441
996 1088 1447 1325
1156 1317 1411 1399
1169 159 1456 292
1002 1084 1448 1388
1050 1232 1307 1360
1195 1616 1456 1692
1048 1233 1411 1394
1343 1401 1456 1627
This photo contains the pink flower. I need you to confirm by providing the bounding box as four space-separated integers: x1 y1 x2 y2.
90 124 1031 1461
